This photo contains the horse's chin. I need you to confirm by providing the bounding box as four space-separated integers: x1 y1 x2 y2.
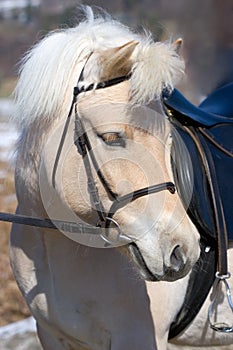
128 243 159 281
128 243 190 282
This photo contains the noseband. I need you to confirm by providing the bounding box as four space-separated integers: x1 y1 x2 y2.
51 58 175 245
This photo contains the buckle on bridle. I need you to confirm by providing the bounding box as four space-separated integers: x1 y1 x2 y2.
97 217 132 247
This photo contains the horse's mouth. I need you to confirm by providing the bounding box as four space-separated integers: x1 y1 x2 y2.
129 242 189 282
129 243 159 281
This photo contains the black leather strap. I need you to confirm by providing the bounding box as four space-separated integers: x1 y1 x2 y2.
74 74 131 95
169 237 217 339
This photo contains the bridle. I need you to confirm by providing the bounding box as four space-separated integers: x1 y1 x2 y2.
51 59 176 245
0 56 176 246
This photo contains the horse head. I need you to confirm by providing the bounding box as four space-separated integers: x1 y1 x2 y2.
13 12 200 283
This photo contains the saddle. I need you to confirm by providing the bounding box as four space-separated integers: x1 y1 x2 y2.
162 82 233 338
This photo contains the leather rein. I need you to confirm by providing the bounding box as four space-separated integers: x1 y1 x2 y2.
0 62 176 246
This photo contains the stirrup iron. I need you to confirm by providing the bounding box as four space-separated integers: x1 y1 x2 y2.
208 272 233 333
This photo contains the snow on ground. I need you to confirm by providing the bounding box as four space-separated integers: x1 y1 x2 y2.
0 317 37 339
0 98 16 119
0 318 42 350
0 121 18 161
0 98 18 161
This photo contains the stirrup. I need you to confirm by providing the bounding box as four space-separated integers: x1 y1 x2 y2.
208 272 233 333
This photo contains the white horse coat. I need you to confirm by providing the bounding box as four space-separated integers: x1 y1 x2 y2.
10 8 233 350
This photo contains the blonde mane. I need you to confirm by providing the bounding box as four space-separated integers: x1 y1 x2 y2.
13 7 184 129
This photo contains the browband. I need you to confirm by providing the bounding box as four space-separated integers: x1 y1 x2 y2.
74 74 131 96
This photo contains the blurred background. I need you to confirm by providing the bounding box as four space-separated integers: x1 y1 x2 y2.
0 0 232 101
0 0 232 346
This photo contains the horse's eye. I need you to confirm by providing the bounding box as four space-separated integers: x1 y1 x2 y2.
100 132 126 147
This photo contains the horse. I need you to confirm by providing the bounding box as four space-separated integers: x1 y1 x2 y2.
8 7 232 350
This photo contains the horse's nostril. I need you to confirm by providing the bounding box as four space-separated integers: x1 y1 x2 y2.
170 245 186 272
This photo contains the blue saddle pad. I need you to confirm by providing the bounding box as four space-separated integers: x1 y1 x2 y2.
199 82 233 118
165 82 233 339
163 82 233 242
163 82 233 126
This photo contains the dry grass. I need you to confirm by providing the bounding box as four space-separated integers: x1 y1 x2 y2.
0 78 16 98
0 158 31 326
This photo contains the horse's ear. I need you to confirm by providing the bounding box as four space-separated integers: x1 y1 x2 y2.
100 41 138 81
172 38 183 54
